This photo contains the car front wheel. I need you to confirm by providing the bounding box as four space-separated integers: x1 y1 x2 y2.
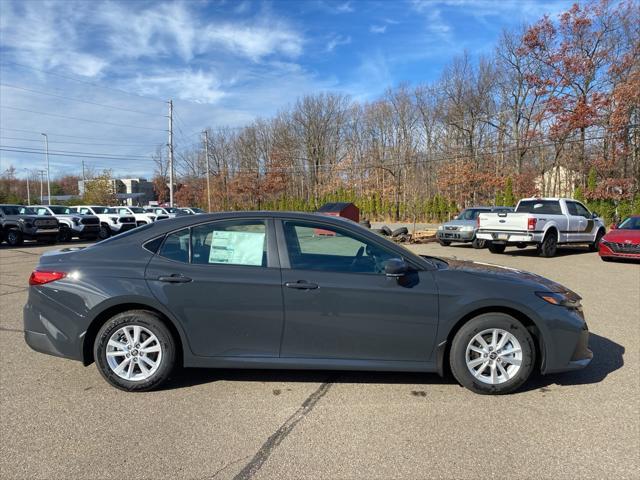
98 224 111 240
450 313 535 394
94 310 176 391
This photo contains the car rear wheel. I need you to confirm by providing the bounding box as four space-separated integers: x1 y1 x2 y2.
6 229 23 246
538 232 557 257
488 242 506 254
98 224 111 240
438 239 451 246
450 313 535 394
94 310 176 392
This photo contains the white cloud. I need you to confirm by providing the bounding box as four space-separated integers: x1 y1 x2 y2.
370 24 387 34
132 70 225 104
336 2 354 13
204 22 303 60
325 34 352 52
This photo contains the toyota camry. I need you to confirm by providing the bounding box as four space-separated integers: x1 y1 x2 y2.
24 212 592 394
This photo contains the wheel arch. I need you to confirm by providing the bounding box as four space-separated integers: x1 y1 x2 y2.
82 302 185 367
437 306 544 377
542 224 559 241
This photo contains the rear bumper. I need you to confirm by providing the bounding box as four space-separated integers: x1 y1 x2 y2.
476 230 540 243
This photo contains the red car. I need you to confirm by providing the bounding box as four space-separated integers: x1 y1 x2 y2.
599 215 640 261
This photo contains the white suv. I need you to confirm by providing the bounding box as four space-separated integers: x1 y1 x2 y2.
28 205 100 241
112 206 164 226
144 206 183 218
75 205 137 240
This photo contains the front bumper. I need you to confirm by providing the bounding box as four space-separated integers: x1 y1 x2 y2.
23 227 59 240
599 242 640 260
72 224 100 237
540 305 593 375
436 230 475 242
110 223 137 234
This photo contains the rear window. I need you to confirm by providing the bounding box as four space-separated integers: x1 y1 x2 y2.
515 200 562 215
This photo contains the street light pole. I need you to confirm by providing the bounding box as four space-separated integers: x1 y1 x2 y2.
41 133 51 205
203 130 211 213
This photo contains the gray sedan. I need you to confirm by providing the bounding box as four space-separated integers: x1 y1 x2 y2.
24 211 591 394
437 206 514 248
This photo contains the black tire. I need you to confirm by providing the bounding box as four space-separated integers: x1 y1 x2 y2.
488 242 506 254
6 229 23 247
380 226 392 236
471 237 486 249
539 231 557 257
94 310 176 392
449 313 536 395
98 224 111 240
391 227 408 237
589 229 605 252
438 239 451 246
58 226 73 242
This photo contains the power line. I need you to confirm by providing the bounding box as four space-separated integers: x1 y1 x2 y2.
0 127 163 142
0 105 165 131
0 136 161 147
0 83 165 117
0 147 156 162
1 61 166 104
0 144 156 159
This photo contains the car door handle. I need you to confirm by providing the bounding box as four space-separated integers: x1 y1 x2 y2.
284 281 319 290
157 274 192 283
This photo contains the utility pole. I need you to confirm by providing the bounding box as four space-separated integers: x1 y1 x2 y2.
24 170 31 206
38 170 45 202
203 129 211 212
168 100 174 207
41 133 51 205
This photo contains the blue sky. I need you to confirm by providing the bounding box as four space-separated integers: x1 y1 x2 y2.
0 0 573 179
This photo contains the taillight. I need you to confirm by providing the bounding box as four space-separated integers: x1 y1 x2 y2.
527 218 537 230
476 216 481 228
29 271 67 286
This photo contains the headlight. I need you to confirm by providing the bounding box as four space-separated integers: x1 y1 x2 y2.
437 225 444 231
460 225 474 232
535 291 582 309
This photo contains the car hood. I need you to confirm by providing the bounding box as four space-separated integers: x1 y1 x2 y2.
438 257 576 295
603 229 640 243
442 219 476 227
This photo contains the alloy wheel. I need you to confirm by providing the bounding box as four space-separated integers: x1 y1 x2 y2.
105 325 163 381
465 328 522 385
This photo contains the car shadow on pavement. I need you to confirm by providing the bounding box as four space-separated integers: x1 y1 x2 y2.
161 333 623 392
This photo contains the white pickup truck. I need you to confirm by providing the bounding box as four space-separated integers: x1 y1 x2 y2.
476 198 606 257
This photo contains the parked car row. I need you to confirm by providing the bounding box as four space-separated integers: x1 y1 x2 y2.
435 197 638 261
0 204 205 246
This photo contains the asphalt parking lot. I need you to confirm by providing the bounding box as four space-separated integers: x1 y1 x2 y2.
1 240 638 479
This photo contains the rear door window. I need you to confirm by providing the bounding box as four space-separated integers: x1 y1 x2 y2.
158 228 190 263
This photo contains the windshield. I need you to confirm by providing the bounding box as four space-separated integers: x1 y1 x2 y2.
1 205 24 215
49 206 72 215
191 208 204 213
165 207 179 213
516 200 562 214
456 209 486 220
91 207 114 214
129 207 145 213
617 217 640 230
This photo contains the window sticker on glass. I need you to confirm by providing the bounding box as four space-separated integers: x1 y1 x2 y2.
209 230 265 266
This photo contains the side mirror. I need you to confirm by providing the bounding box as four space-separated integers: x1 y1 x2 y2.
384 258 409 278
591 212 599 219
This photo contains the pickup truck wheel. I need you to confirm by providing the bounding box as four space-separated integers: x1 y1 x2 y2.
449 313 535 395
539 232 557 257
6 229 23 246
98 224 111 240
488 242 506 254
472 238 486 249
438 239 451 246
58 226 72 242
589 229 605 252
